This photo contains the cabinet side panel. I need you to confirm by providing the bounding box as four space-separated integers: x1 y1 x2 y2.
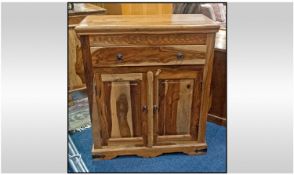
198 33 216 143
80 36 93 115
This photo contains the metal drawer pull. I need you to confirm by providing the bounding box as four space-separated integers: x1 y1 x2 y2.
176 52 184 60
116 53 124 61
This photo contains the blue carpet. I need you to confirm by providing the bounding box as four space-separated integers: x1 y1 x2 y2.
69 122 226 173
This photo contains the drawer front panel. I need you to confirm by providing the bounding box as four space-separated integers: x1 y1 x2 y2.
89 33 207 46
91 45 207 67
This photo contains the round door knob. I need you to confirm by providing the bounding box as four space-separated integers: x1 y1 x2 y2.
116 53 124 61
176 52 184 60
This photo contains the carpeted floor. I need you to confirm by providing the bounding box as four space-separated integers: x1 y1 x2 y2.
69 122 226 173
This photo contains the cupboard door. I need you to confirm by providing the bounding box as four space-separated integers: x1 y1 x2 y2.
154 69 202 145
95 72 148 147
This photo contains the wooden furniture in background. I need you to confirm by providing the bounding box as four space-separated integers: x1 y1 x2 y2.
208 29 227 126
68 3 106 90
75 14 219 159
92 3 172 15
121 3 172 15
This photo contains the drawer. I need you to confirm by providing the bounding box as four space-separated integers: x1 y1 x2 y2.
90 45 207 67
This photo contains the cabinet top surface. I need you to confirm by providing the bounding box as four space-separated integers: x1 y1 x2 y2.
75 14 220 34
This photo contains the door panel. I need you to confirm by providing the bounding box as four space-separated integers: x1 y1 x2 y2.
158 79 194 135
154 69 202 144
95 72 147 147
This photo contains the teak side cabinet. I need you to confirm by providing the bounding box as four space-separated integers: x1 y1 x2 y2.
75 14 220 159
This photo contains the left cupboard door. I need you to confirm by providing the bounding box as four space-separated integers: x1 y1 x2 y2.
93 72 148 148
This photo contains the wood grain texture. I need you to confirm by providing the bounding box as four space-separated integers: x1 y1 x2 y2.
101 73 142 81
92 143 207 159
141 73 148 146
89 34 207 46
90 45 206 67
164 79 180 135
75 14 220 34
68 3 106 91
157 134 192 142
100 73 146 139
91 3 172 15
190 72 202 140
107 137 143 147
155 70 201 140
80 36 94 115
176 80 194 134
95 74 109 145
103 82 112 135
95 73 147 147
198 33 216 143
69 15 86 26
68 27 84 90
157 79 165 136
153 69 161 144
130 81 142 137
77 14 220 159
93 66 204 74
147 71 154 147
91 78 102 149
121 3 172 15
100 3 123 15
112 82 133 137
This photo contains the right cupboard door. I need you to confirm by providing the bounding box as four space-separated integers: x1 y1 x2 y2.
154 69 203 145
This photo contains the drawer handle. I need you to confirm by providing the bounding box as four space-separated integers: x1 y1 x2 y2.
176 52 184 60
116 53 124 61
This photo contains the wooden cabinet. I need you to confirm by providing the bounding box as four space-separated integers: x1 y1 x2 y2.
75 14 219 159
